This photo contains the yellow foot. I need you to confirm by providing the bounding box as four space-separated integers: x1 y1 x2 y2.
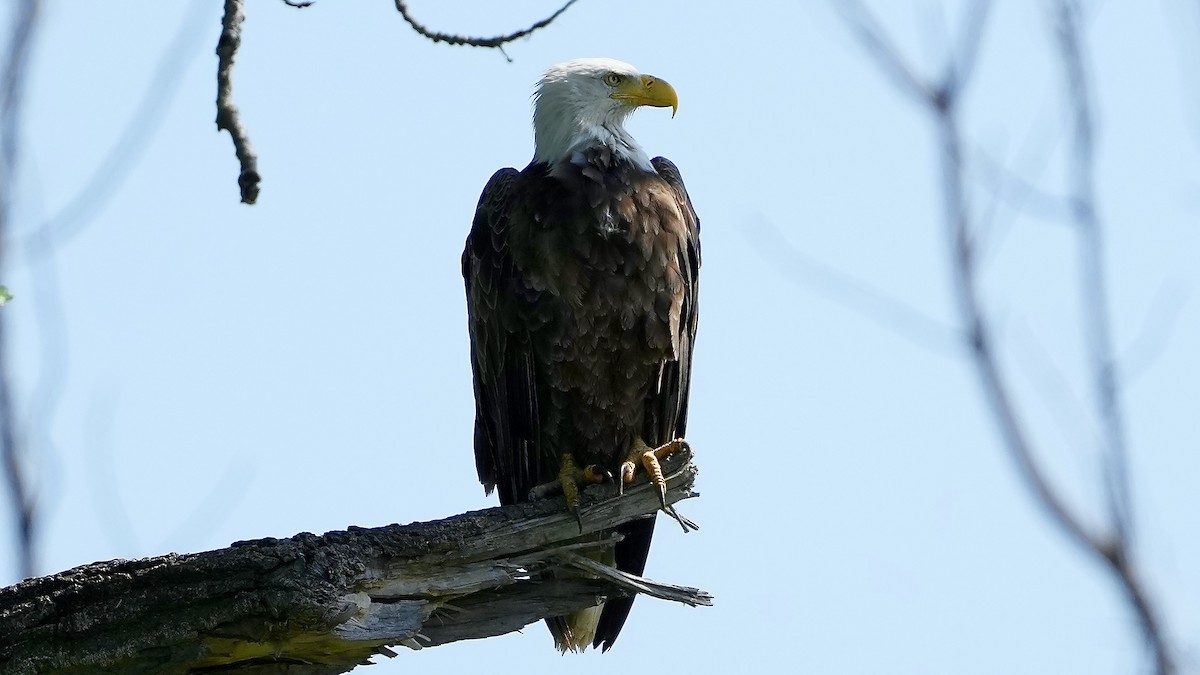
619 438 698 533
528 453 611 533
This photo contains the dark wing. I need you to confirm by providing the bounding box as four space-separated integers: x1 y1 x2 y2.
463 168 545 505
594 156 702 652
644 156 701 447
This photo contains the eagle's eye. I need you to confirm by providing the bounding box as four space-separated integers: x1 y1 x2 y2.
603 72 622 87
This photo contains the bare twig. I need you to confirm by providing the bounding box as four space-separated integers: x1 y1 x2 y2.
394 0 579 61
835 0 935 101
933 93 1106 558
1 0 40 581
1052 0 1133 546
214 0 577 203
1119 279 1188 387
972 98 1068 263
1052 3 1172 672
836 0 1104 555
970 147 1072 224
748 218 962 356
836 1 1176 672
941 0 993 101
216 0 259 204
15 2 207 253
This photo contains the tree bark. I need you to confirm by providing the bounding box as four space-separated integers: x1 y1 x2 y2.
0 450 708 674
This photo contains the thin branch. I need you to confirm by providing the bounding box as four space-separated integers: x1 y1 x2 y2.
835 0 1104 556
13 1 208 254
1053 3 1172 672
1118 279 1189 387
972 96 1068 263
942 0 993 101
835 0 935 102
933 39 1178 675
1008 319 1100 475
970 145 1073 224
836 1 1176 672
216 0 260 204
1052 0 1133 547
747 218 963 357
1 0 40 581
935 100 1107 558
394 0 579 60
84 389 142 556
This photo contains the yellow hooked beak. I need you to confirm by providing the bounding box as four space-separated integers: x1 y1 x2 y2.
611 74 679 118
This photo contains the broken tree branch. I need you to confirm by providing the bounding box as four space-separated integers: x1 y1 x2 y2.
216 0 260 205
0 449 706 675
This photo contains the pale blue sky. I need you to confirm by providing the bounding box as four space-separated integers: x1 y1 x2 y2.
3 1 1198 673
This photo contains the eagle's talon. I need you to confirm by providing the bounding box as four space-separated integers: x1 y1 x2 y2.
583 464 613 484
554 454 612 532
622 438 685 486
621 437 696 526
617 460 637 496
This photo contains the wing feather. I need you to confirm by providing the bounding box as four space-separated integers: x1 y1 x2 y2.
594 156 702 652
464 168 543 504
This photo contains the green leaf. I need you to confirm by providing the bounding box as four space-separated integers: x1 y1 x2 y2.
0 286 11 306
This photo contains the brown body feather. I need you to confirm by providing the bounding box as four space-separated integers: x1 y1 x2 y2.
463 149 700 651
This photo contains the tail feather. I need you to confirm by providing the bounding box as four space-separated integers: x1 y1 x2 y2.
549 605 604 652
592 515 656 651
541 512 659 653
546 528 620 652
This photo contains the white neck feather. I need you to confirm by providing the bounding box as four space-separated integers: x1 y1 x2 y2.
532 83 654 172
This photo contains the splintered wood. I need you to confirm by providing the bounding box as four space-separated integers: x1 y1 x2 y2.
0 449 707 674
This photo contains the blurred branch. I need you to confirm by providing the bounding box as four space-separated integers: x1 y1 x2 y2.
1052 2 1173 671
15 1 208 255
394 0 579 60
748 218 962 356
282 0 314 7
835 0 934 101
970 147 1072 224
1 0 40 581
927 55 1104 563
216 0 260 204
1119 279 1188 387
1052 0 1132 545
835 1 1175 672
0 450 707 674
940 0 992 101
970 95 1067 263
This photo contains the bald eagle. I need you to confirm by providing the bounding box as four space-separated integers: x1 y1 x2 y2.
463 58 700 652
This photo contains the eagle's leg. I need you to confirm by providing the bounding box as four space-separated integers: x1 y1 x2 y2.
619 438 698 533
559 454 585 532
528 453 610 533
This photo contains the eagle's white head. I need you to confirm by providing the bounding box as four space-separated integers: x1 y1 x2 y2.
532 58 678 172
